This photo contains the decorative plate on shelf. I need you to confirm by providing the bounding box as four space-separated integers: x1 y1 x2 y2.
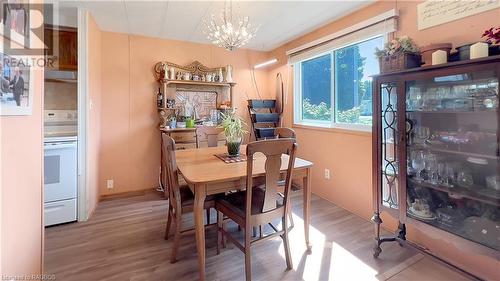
408 207 437 221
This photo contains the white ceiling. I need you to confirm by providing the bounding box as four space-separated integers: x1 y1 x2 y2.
51 0 373 51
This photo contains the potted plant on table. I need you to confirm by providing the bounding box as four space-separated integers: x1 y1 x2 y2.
375 36 421 73
219 110 247 156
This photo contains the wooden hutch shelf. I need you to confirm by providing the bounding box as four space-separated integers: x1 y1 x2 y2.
408 179 500 207
411 144 499 160
159 79 236 88
153 60 236 129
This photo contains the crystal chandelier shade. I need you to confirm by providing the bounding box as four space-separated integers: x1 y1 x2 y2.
204 0 258 51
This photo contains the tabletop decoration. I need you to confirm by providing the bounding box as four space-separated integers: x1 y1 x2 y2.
219 110 248 156
214 153 247 163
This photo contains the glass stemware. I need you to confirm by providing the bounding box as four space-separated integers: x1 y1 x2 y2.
438 162 446 184
407 87 422 111
424 153 438 184
443 164 455 187
457 169 474 188
411 150 425 182
436 87 451 110
414 126 430 145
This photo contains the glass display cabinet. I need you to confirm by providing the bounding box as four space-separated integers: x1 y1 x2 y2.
372 56 500 259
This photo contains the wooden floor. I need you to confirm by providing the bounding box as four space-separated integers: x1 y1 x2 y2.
44 191 472 281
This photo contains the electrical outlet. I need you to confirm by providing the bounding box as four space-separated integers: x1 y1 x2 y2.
324 169 330 179
107 179 114 189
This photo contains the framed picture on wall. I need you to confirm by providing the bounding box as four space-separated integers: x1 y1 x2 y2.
0 0 30 47
0 52 33 115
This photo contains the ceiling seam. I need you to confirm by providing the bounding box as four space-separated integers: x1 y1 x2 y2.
122 0 131 35
159 0 170 38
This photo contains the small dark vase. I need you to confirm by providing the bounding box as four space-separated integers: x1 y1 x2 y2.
455 43 472 61
226 139 241 156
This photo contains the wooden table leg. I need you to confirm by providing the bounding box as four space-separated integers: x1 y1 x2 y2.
303 168 312 253
194 184 207 281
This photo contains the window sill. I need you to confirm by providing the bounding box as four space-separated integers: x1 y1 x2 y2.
292 122 372 136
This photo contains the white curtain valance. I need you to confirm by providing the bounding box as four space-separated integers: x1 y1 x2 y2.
288 9 398 64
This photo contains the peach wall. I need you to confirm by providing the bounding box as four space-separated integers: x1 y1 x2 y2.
266 0 499 279
87 14 102 214
0 45 44 274
99 32 271 196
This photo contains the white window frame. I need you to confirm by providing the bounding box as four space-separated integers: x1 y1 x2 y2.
293 34 388 132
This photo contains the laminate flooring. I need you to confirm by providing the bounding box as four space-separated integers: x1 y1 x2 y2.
44 191 472 281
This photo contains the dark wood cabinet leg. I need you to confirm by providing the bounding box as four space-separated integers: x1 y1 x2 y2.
372 212 405 258
371 211 383 258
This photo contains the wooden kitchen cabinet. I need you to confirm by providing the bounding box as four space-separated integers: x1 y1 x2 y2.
45 26 77 70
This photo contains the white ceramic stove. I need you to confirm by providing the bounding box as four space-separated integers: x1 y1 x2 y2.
44 110 78 226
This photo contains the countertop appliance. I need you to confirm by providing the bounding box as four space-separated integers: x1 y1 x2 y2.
44 110 77 226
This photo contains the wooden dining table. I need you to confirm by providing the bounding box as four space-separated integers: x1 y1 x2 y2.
175 145 314 281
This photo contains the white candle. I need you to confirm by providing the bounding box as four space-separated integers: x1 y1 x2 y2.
470 42 489 59
432 50 447 65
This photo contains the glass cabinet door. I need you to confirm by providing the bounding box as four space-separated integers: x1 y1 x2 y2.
405 69 499 250
380 82 399 210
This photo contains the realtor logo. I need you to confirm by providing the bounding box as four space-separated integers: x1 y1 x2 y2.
1 2 52 56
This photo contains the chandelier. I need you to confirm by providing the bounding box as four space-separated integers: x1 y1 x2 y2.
204 0 258 51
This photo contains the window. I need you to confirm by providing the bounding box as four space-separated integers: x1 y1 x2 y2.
294 36 384 130
301 54 331 122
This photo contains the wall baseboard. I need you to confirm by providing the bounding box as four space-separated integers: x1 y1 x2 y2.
99 188 162 201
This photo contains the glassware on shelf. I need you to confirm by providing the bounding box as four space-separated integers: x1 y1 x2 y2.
438 162 446 184
457 169 474 188
485 175 500 191
407 87 422 111
424 153 439 185
482 97 497 109
411 150 425 182
414 126 430 145
437 86 451 100
443 163 456 187
423 88 439 111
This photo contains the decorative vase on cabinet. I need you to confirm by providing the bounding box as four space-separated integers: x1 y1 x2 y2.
372 56 500 261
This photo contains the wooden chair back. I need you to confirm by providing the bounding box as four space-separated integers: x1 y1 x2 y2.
245 139 297 221
196 126 224 148
162 134 182 213
161 133 168 198
274 127 296 139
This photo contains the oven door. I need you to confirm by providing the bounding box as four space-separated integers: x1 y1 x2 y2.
44 141 77 203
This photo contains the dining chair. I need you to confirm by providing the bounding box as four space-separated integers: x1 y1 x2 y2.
196 126 224 148
274 127 297 229
274 127 296 139
215 138 297 280
162 134 216 263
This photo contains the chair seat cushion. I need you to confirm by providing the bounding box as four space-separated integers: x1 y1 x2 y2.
216 187 283 218
179 185 216 207
277 180 301 191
